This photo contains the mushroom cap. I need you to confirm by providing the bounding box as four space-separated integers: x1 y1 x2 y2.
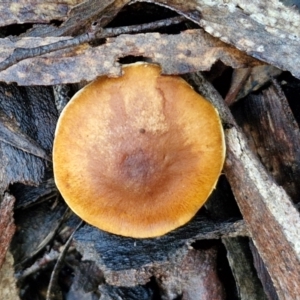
53 63 225 238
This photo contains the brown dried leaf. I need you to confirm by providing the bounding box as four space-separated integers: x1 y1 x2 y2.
0 84 57 190
0 193 16 269
0 0 82 27
11 199 67 265
0 29 260 85
0 110 51 161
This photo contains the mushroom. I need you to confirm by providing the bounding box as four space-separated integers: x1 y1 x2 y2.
53 62 225 238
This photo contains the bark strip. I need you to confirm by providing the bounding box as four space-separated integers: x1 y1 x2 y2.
186 72 300 299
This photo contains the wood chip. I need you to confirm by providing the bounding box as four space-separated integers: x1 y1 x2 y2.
0 193 16 269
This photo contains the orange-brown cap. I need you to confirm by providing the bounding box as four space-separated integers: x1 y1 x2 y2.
53 62 225 238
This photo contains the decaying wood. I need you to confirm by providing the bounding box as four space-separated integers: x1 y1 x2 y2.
98 283 154 300
68 261 104 300
0 0 299 78
156 248 226 300
224 68 252 106
0 0 82 27
12 178 56 210
1 0 300 297
222 237 266 300
205 176 266 299
9 0 128 38
225 65 282 105
187 72 300 299
0 16 185 73
148 0 300 79
0 252 20 300
249 241 279 300
233 80 300 202
0 193 16 269
0 29 260 85
74 216 247 287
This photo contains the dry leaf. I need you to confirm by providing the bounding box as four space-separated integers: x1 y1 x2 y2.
11 199 67 265
0 84 57 190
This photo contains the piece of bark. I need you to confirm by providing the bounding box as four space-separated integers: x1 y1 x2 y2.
185 72 300 299
0 15 186 73
0 193 16 269
225 65 282 105
249 240 279 300
149 0 300 79
25 0 129 38
224 68 252 106
0 29 260 85
98 284 154 300
222 237 266 300
205 177 266 299
0 252 20 300
0 0 82 27
232 81 300 202
0 0 126 39
74 212 247 287
157 248 226 300
1 0 299 78
53 85 73 115
66 261 104 300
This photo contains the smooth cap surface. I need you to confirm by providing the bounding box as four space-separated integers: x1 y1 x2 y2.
53 63 225 238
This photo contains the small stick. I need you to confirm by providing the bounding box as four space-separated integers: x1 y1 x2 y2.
46 220 83 300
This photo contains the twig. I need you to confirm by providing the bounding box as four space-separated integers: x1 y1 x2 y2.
0 16 185 73
102 15 185 36
16 249 60 282
46 220 83 300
